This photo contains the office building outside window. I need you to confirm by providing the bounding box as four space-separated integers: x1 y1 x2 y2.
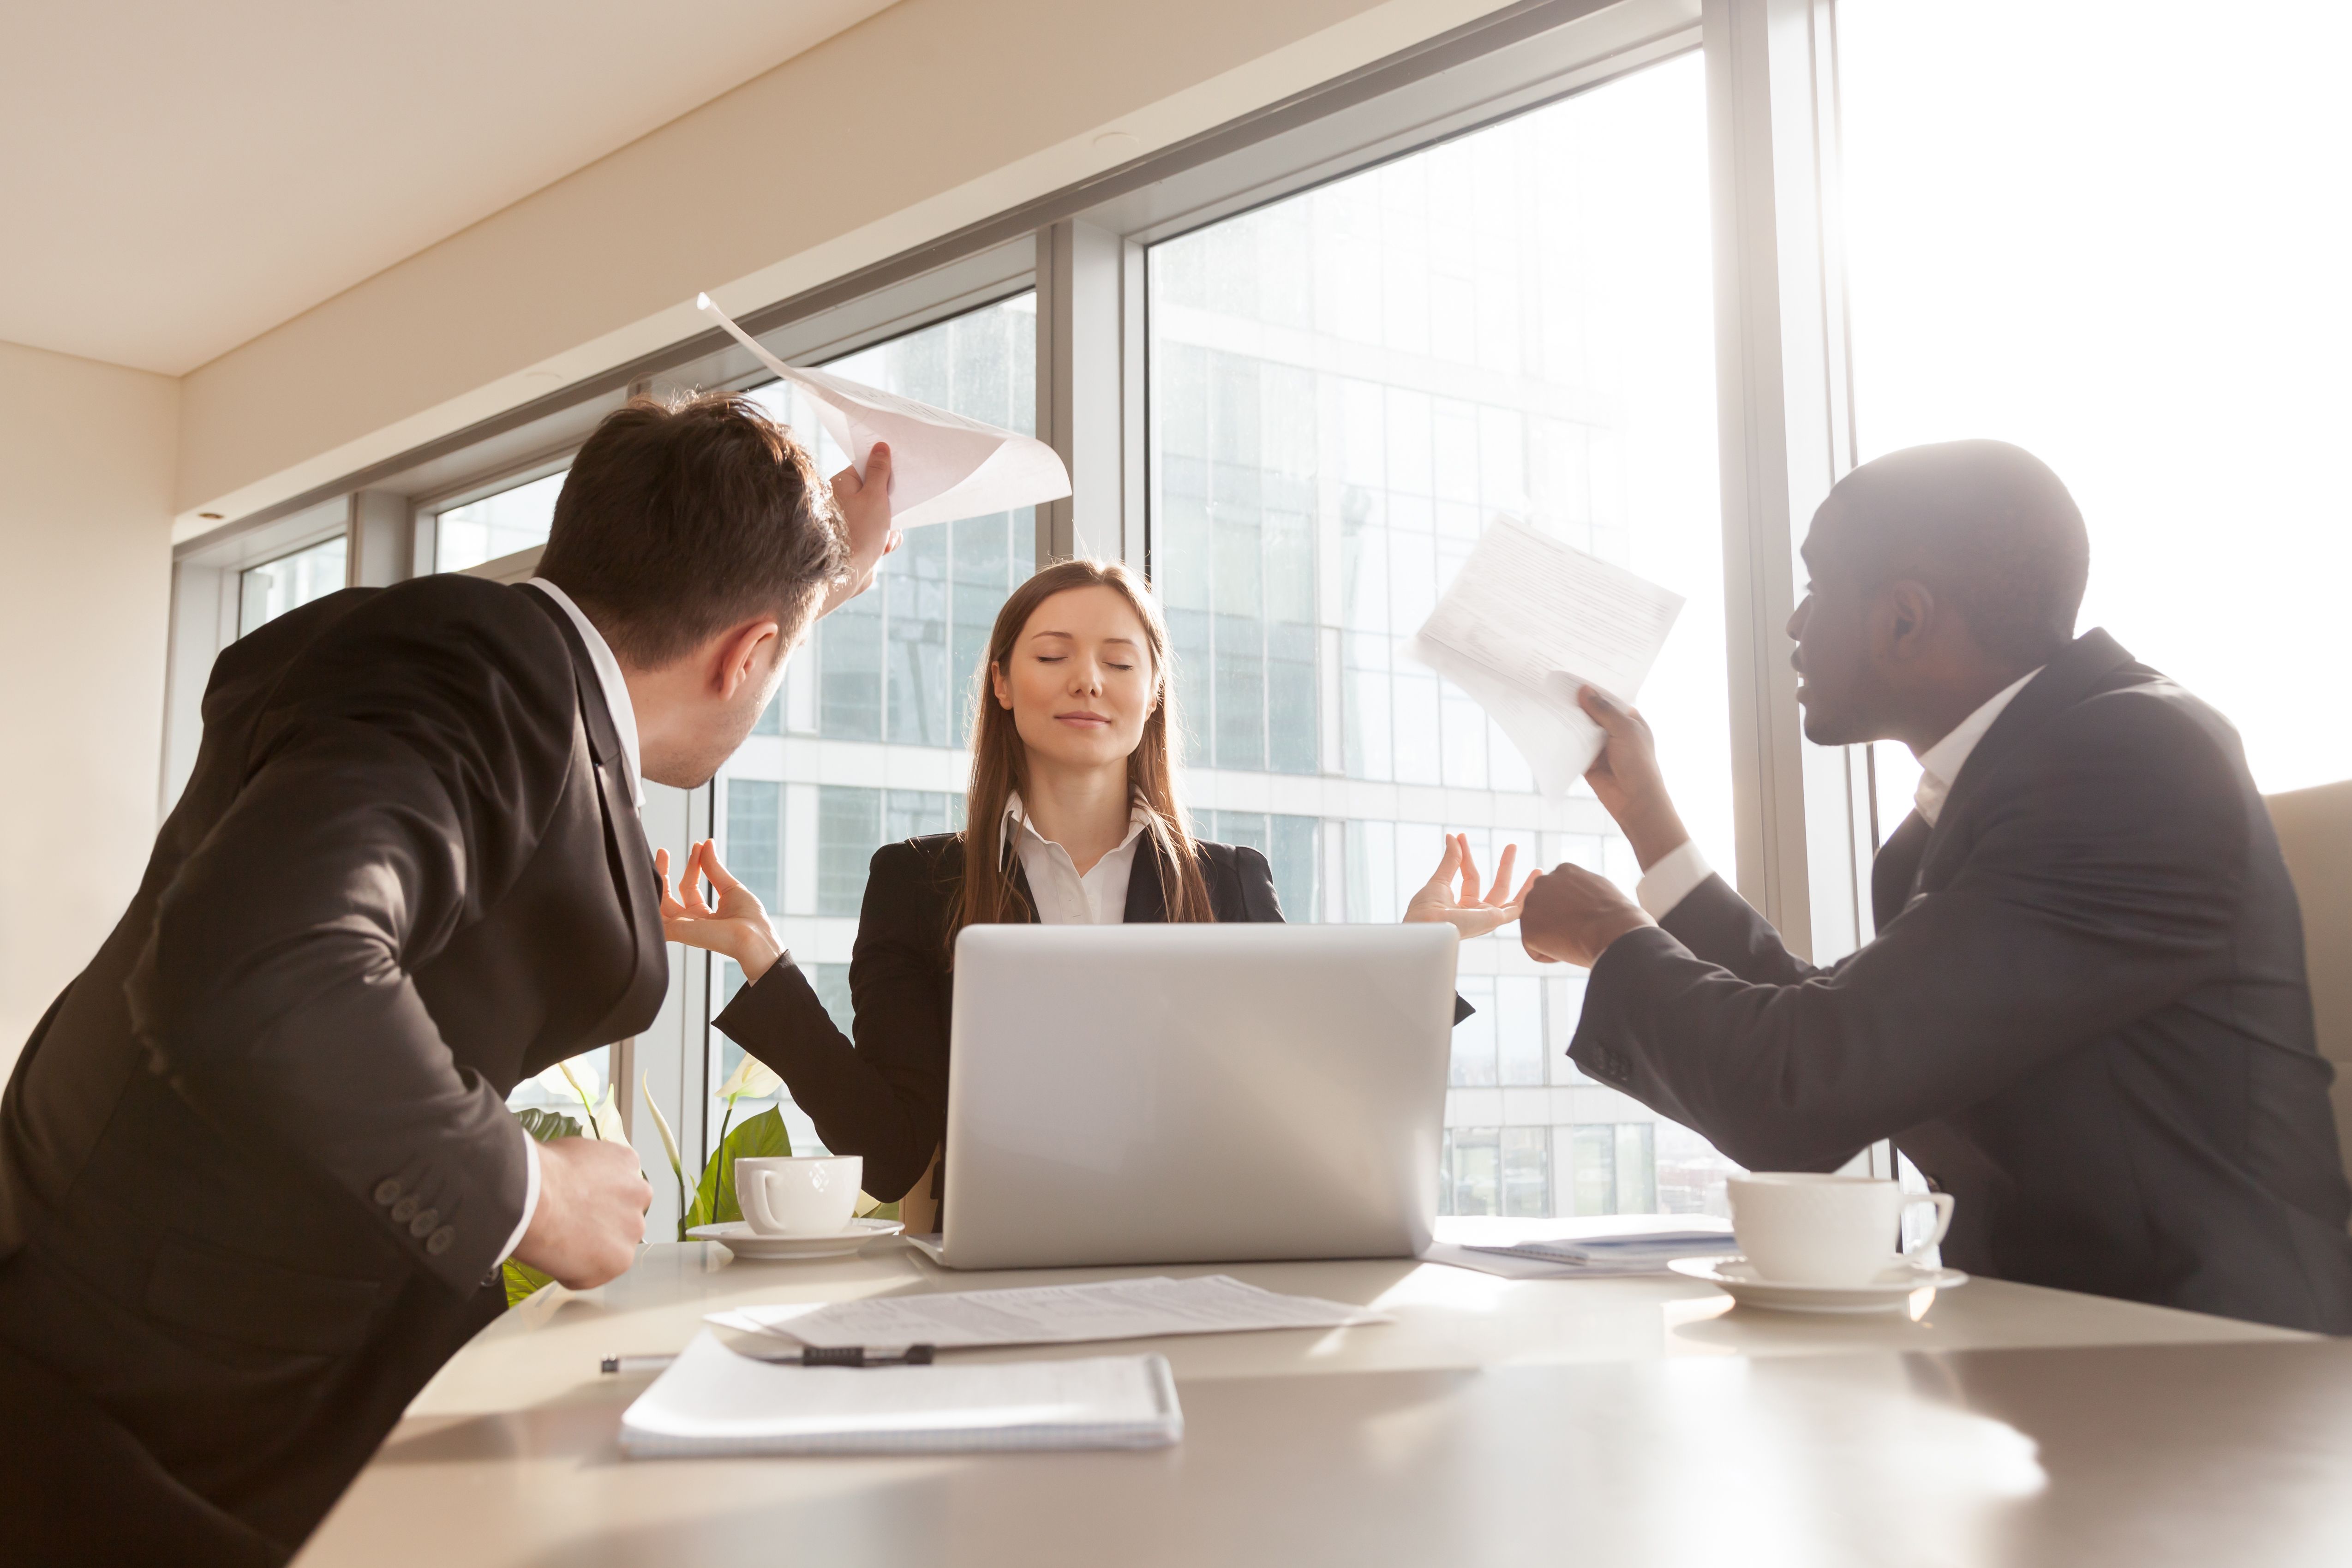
1149 54 1743 1217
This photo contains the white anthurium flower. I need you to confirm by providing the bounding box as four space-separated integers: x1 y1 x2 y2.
643 1072 684 1179
589 1086 628 1145
717 1054 783 1103
538 1055 603 1101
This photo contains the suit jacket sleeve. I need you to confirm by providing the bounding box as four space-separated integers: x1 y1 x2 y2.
1232 845 1285 922
713 843 948 1203
1658 874 1825 986
123 588 569 1293
1569 691 2249 1171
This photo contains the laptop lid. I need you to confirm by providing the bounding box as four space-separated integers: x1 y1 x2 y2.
940 922 1456 1270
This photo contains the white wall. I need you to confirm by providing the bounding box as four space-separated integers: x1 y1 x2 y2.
0 340 179 1076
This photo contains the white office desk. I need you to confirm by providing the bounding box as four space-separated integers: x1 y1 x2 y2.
296 1234 2352 1566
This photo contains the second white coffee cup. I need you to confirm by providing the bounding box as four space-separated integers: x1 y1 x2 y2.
734 1154 863 1237
1728 1173 1955 1286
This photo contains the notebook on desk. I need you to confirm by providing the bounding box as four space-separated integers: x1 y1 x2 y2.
619 1331 1183 1457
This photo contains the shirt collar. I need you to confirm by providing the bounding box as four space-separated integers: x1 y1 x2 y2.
1004 790 1153 857
1913 665 2042 827
526 577 643 809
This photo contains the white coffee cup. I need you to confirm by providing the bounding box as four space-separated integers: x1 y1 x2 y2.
1727 1173 1955 1286
734 1155 863 1238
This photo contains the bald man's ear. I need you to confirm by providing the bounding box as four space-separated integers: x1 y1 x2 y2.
1883 579 1936 662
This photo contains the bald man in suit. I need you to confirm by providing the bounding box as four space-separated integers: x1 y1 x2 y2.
1521 441 2352 1333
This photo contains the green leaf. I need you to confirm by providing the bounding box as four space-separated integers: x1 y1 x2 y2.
514 1107 582 1143
687 1106 792 1231
502 1258 556 1308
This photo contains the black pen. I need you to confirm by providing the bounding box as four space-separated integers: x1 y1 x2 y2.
600 1344 937 1374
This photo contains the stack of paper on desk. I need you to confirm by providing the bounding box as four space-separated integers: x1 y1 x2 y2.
1423 1216 1735 1279
709 1274 1388 1350
1467 1229 1736 1270
620 1331 1182 1457
1409 517 1684 796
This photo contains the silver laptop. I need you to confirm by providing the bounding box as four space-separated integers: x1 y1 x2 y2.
925 922 1457 1270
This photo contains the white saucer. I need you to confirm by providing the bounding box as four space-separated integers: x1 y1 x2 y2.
688 1218 904 1260
1668 1254 1969 1314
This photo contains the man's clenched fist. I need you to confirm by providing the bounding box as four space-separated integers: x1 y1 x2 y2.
511 1135 649 1289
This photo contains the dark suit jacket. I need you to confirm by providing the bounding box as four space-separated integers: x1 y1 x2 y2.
1571 628 2352 1332
0 577 665 1559
715 833 1287 1215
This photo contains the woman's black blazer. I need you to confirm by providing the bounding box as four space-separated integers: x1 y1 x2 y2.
715 832 1285 1205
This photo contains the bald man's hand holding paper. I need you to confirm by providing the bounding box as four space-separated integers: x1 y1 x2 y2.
1409 517 1683 796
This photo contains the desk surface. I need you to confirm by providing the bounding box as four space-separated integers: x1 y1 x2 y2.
297 1234 2352 1567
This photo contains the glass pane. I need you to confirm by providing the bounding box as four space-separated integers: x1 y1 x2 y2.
436 470 565 574
724 780 782 914
817 786 881 917
1443 1126 1502 1217
1841 0 2352 795
1150 55 1736 1215
1565 1125 1614 1216
238 534 347 637
706 293 1037 1162
1269 814 1320 922
1502 1126 1550 1218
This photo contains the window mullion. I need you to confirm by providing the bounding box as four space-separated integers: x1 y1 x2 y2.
1704 0 1866 963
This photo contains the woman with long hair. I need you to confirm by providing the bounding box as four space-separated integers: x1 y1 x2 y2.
656 558 1532 1223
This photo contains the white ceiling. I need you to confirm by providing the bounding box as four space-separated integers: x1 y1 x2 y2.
0 0 897 375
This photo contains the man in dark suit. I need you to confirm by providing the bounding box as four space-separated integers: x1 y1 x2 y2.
1520 440 2352 1333
0 394 898 1562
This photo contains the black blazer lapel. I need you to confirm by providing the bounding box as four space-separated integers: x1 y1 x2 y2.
1870 812 1932 934
521 587 668 1044
1123 835 1171 923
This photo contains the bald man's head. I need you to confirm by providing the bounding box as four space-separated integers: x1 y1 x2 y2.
1789 441 2089 748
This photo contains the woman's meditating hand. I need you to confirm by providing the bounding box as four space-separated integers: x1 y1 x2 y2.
655 839 785 982
1403 832 1540 939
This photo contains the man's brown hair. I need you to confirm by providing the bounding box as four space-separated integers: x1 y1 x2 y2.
537 391 844 667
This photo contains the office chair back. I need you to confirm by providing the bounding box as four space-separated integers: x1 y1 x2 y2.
2268 778 2352 1193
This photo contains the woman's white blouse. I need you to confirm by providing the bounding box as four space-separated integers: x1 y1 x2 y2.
1004 792 1153 925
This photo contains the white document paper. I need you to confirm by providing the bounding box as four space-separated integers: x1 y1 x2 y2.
698 293 1071 529
1409 517 1684 796
708 1274 1388 1351
621 1331 1182 1456
1423 1215 1733 1279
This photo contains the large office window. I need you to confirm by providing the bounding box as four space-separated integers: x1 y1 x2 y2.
1841 0 2352 828
710 293 1036 1153
237 533 347 637
1150 54 1742 1217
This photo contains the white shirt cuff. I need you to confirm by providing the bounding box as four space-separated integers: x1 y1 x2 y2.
496 1129 543 1269
1634 840 1713 920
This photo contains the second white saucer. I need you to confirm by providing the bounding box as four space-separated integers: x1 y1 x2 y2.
688 1217 904 1261
1668 1254 1969 1314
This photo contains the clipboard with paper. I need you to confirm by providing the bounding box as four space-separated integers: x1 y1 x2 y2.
1408 517 1685 797
697 293 1071 530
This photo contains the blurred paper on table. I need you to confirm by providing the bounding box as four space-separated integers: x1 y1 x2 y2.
1409 517 1683 796
698 293 1071 529
707 1274 1387 1351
